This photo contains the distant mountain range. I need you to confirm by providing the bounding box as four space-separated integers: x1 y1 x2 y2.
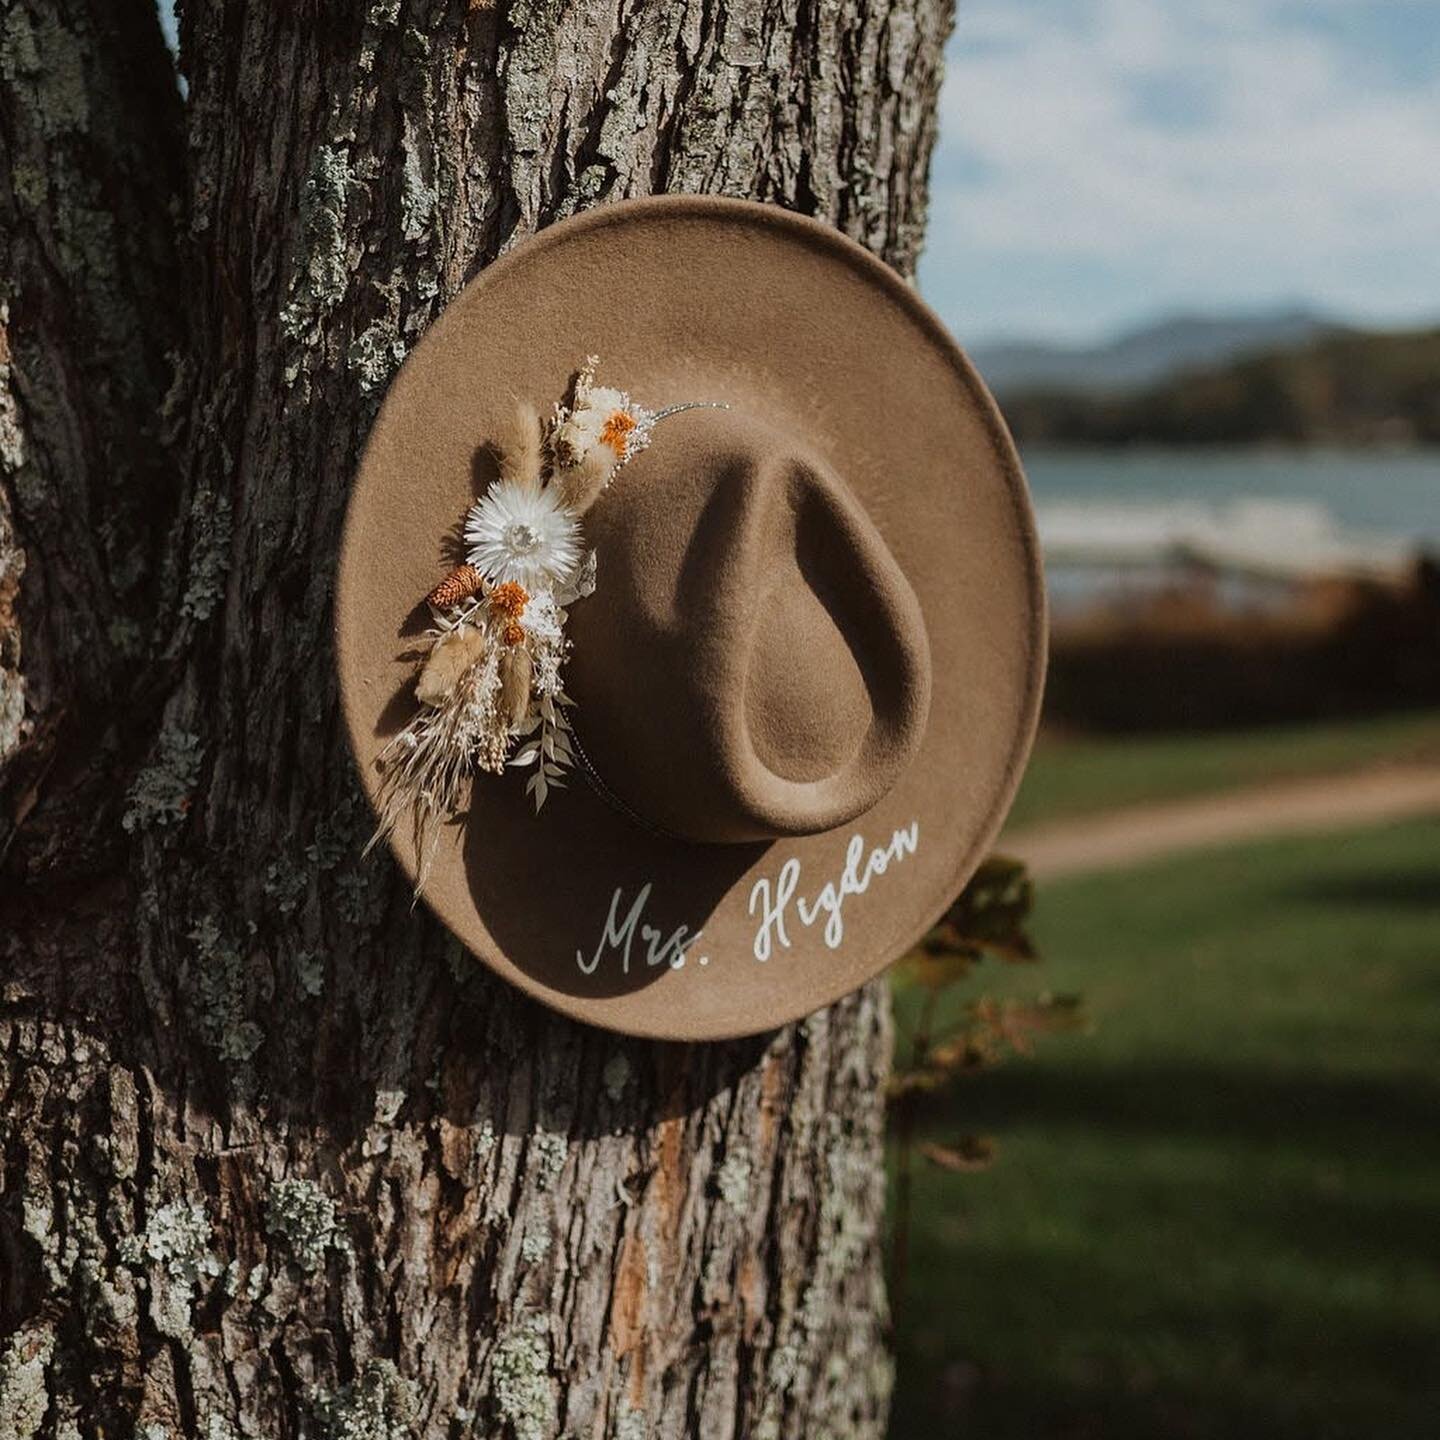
972 308 1341 398
996 324 1440 448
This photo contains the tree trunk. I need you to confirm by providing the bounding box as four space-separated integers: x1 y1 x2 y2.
0 1 952 1435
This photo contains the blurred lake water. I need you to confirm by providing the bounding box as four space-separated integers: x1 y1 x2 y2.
1022 448 1440 543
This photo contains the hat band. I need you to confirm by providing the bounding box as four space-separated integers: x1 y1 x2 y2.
566 726 683 843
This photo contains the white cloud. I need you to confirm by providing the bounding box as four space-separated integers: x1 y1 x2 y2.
924 0 1440 340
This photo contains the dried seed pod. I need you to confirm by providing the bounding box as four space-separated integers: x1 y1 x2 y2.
598 407 638 457
554 355 599 457
551 447 612 516
498 644 533 730
488 580 529 619
427 563 484 610
415 627 487 708
550 421 582 469
489 402 544 486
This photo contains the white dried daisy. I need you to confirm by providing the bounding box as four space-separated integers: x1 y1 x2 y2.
464 478 581 590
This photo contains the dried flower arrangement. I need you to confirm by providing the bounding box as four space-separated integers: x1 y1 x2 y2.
369 359 714 887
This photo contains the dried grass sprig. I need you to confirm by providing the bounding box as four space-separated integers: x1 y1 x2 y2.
367 635 506 893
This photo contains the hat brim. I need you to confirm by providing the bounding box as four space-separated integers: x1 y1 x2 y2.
335 196 1046 1041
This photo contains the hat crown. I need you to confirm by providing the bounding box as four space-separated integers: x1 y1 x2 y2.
566 407 932 843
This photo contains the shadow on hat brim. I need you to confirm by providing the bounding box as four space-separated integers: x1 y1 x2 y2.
335 195 1046 1042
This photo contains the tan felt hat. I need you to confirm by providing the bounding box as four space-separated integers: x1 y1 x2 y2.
336 196 1046 1040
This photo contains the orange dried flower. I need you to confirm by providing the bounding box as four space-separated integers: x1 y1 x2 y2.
488 580 529 619
599 408 637 456
427 563 483 609
502 621 525 646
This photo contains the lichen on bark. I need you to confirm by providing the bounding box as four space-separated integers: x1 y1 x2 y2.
0 0 955 1435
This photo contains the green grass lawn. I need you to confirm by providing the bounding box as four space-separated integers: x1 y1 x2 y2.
1004 710 1440 831
889 817 1440 1440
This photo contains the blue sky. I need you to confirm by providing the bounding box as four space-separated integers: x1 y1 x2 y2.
919 0 1440 343
156 1 1435 346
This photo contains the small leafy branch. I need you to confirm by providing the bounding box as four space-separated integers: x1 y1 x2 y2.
511 690 576 810
887 855 1085 1317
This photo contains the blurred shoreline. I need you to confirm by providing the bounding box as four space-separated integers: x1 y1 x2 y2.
1017 447 1440 733
1023 446 1440 544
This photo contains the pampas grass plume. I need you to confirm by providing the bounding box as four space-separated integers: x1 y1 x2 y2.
551 448 612 516
415 626 487 707
498 645 533 730
489 402 543 486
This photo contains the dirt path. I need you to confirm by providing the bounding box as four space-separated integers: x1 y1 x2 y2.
1003 763 1440 881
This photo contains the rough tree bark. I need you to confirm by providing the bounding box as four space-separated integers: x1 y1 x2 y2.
0 1 953 1435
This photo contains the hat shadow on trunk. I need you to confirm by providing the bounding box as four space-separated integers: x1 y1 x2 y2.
463 779 770 1000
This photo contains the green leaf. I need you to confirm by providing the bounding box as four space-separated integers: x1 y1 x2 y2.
925 854 1038 964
